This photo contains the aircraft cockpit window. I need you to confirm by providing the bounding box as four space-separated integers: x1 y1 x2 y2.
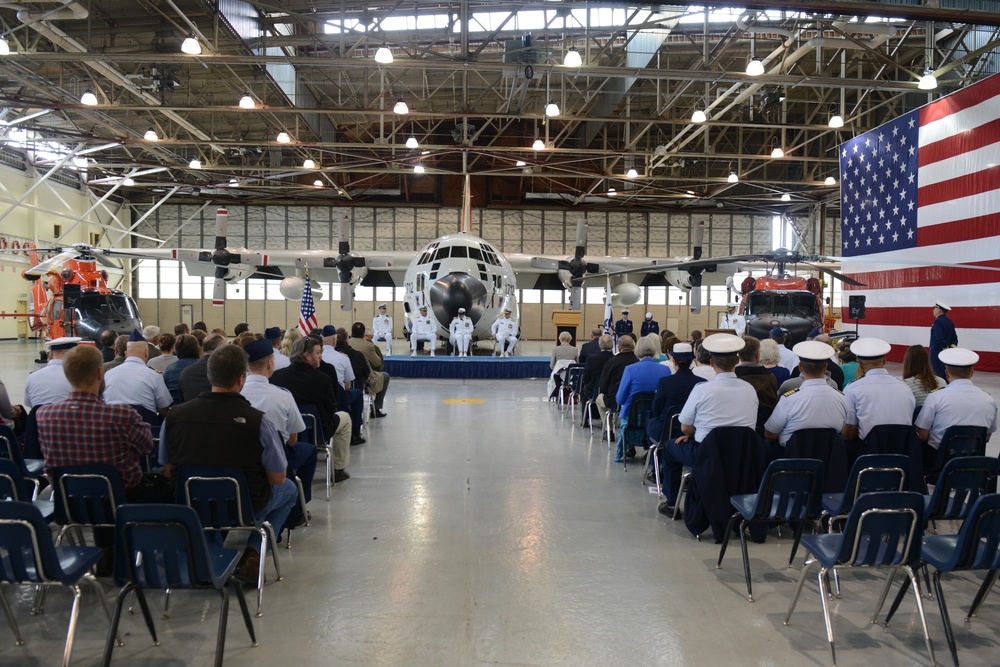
418 251 433 265
435 246 451 260
468 248 483 261
451 246 467 259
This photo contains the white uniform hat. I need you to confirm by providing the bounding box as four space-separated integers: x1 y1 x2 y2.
645 312 653 319
378 303 387 309
727 301 739 309
621 309 629 315
47 336 82 350
419 305 428 311
850 337 892 360
458 308 466 314
503 307 512 313
792 340 836 362
938 347 979 367
935 300 951 312
671 342 694 361
701 333 745 356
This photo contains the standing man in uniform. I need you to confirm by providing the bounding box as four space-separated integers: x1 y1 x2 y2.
641 312 660 337
410 305 437 357
614 309 633 339
372 303 393 356
450 308 474 357
491 308 518 357
24 337 80 409
722 302 746 336
929 301 958 380
842 338 916 443
765 340 849 446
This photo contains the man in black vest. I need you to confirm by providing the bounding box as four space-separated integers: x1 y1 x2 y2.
161 344 298 580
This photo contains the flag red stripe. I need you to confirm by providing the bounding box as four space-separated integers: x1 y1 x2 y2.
839 306 1000 328
918 117 1000 166
843 262 1000 290
883 344 1000 373
918 165 1000 207
916 213 1000 246
919 72 1000 125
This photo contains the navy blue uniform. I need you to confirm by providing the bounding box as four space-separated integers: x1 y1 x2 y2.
640 320 659 336
929 314 957 379
646 367 706 443
614 318 633 338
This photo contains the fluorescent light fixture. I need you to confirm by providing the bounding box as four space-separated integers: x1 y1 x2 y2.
189 159 202 169
563 46 582 68
824 176 836 186
72 157 88 168
0 38 10 56
181 36 202 55
829 111 844 129
229 178 239 187
313 179 323 187
691 109 707 123
302 159 316 169
393 98 408 114
746 59 765 76
626 168 638 179
727 171 739 183
607 188 617 196
122 177 135 186
413 164 425 174
405 136 418 149
918 70 938 91
9 128 27 142
238 94 255 109
374 45 393 64
276 131 291 143
421 150 430 155
545 101 560 117
771 146 785 158
80 90 98 106
143 128 158 141
515 160 526 167
781 193 791 202
531 139 545 151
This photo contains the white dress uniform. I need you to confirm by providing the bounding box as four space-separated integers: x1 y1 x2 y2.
24 360 72 409
492 315 518 356
272 349 291 370
778 346 800 373
103 357 174 413
450 315 473 356
321 347 355 387
678 371 758 443
843 368 916 439
372 312 393 356
241 375 306 444
410 312 437 355
915 379 998 449
721 311 746 336
765 378 849 445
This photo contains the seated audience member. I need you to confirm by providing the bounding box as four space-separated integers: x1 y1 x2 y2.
24 337 80 409
161 344 298 579
764 340 849 446
102 334 128 372
309 334 364 446
233 331 257 348
769 326 799 373
789 334 845 390
647 342 705 446
322 326 355 387
163 334 202 404
915 348 998 468
147 333 176 373
903 344 946 409
0 376 24 433
735 336 778 431
99 329 117 363
270 336 352 473
614 335 672 461
659 334 758 515
547 331 579 399
582 335 615 405
689 330 703 350
178 333 227 401
240 338 320 521
324 328 365 444
173 322 190 336
594 335 638 428
103 330 173 417
192 321 208 332
842 338 916 443
191 329 207 345
691 342 716 381
142 325 162 360
266 327 291 370
281 328 302 357
349 322 390 417
758 338 790 387
578 327 603 365
838 345 859 387
234 322 250 338
659 335 681 371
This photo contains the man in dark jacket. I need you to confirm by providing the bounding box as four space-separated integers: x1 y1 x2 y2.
177 333 226 402
595 335 638 430
578 327 603 365
646 342 705 446
734 336 778 433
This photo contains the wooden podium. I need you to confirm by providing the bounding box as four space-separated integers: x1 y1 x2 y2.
551 310 582 346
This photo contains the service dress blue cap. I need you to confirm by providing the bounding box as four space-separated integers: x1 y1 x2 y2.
321 324 337 336
128 328 145 343
47 336 82 350
671 342 694 361
807 327 822 339
264 326 281 340
702 333 745 356
793 340 835 362
935 300 951 312
938 347 979 367
850 337 892 360
245 338 274 363
769 326 786 338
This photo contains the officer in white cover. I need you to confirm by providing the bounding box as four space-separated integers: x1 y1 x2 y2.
372 303 393 356
410 305 437 357
721 302 746 337
450 308 474 357
764 340 849 446
491 308 518 357
24 337 81 408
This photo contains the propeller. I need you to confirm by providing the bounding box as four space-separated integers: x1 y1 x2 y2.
530 220 600 309
172 208 264 306
326 214 366 311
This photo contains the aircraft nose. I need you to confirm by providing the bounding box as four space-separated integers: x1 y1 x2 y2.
429 273 487 325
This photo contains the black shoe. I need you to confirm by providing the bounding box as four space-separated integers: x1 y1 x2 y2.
334 469 350 482
94 547 113 577
291 510 311 528
657 501 676 517
350 436 366 446
373 410 387 418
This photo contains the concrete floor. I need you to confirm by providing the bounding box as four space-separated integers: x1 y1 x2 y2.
0 339 998 666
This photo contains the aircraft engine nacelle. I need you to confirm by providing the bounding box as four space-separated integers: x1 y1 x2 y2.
278 276 324 301
611 282 641 307
661 270 693 291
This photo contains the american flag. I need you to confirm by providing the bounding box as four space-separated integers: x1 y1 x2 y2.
840 72 1000 372
298 267 318 335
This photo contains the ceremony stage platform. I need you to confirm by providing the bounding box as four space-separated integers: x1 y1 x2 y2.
384 354 551 379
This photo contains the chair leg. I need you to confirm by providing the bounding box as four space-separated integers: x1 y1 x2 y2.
966 568 998 621
883 573 911 626
653 447 662 498
817 567 838 666
228 580 258 647
102 583 134 666
932 570 959 667
132 588 159 645
263 522 282 581
787 520 807 568
738 520 754 602
162 588 171 619
0 586 24 646
214 588 229 667
674 471 690 520
254 533 266 617
61 584 83 667
871 569 899 624
783 559 815 625
716 512 739 568
904 565 937 667
85 574 123 647
294 476 309 527
640 448 653 486
325 445 332 501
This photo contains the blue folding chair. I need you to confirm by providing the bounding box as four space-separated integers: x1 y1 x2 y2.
299 404 333 500
924 456 998 528
717 458 825 602
176 466 283 617
783 491 936 667
101 504 257 666
620 391 655 471
0 501 118 667
0 459 53 521
0 423 44 478
51 464 129 548
926 425 989 484
641 404 682 495
821 454 908 532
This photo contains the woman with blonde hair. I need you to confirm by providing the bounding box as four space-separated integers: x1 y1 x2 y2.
281 327 303 357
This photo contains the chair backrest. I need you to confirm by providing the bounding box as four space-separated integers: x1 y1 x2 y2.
128 404 163 429
838 491 925 568
176 465 255 529
21 407 41 460
784 428 849 493
930 425 989 474
51 463 128 528
654 405 684 445
925 456 999 522
0 458 32 501
566 364 586 393
938 493 1000 572
113 503 221 589
625 392 656 430
0 424 31 476
297 403 325 444
862 424 925 490
751 458 826 521
0 501 62 585
839 454 908 516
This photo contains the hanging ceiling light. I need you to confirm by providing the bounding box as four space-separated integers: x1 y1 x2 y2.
727 170 739 183
229 178 239 187
189 158 202 169
515 160 526 167
563 46 582 68
413 164 425 174
828 109 844 129
374 44 393 64
824 176 836 186
0 38 10 56
770 145 785 158
746 58 765 76
238 93 255 109
780 193 791 202
276 131 291 143
545 101 560 117
405 136 419 149
531 139 545 150
393 98 409 114
72 157 88 168
918 68 938 91
421 150 430 155
143 128 158 141
607 187 617 196
122 177 135 186
302 158 316 169
626 168 638 179
181 35 202 55
80 90 98 106
691 109 707 123
313 179 323 187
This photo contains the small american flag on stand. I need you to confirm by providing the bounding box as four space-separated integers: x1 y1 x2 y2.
298 266 318 335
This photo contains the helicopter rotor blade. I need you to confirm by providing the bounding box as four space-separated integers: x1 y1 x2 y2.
25 250 81 277
800 261 866 286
